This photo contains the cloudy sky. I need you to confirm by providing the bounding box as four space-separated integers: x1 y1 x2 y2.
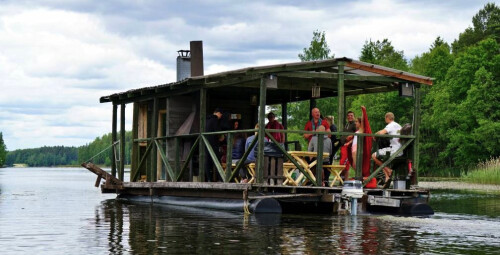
0 0 491 150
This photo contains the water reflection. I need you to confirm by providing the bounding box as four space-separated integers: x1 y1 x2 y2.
2 168 499 254
95 201 431 254
93 195 500 255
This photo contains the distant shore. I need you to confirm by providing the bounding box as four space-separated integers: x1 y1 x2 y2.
419 181 500 192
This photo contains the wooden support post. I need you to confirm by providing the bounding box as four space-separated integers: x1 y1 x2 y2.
337 62 345 129
155 140 175 181
111 104 118 177
119 103 126 181
177 136 200 181
256 76 267 184
199 88 207 182
413 85 421 184
265 131 317 186
151 98 158 182
316 133 324 186
281 102 287 143
175 137 181 179
355 133 363 179
131 103 139 181
201 135 226 182
225 133 233 182
131 141 153 182
309 99 316 120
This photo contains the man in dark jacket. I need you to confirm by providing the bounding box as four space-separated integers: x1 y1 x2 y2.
205 108 223 182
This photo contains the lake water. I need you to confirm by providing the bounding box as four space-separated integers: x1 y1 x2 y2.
1 167 499 254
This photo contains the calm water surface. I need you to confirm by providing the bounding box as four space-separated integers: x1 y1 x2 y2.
1 167 499 254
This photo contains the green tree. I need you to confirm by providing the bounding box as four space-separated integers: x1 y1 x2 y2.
410 38 454 175
298 30 334 61
431 38 500 173
452 3 500 54
349 39 412 131
275 30 336 149
360 39 408 70
0 132 7 167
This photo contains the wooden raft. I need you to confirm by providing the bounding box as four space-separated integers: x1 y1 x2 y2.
81 162 123 189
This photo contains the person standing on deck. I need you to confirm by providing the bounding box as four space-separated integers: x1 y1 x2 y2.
344 117 363 170
339 111 356 180
372 112 402 187
205 108 223 182
303 108 330 143
325 115 339 163
265 112 285 144
307 125 332 186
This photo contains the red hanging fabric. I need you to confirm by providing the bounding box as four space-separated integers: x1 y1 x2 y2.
361 106 373 178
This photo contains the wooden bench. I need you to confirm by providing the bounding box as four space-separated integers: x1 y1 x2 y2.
246 163 256 184
282 163 345 187
221 163 240 183
283 162 299 186
323 164 345 187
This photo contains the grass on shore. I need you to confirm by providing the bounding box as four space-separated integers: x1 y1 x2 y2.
462 157 500 185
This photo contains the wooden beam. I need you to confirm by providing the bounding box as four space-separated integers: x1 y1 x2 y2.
201 135 226 183
337 62 345 130
281 102 287 143
111 104 117 177
412 86 421 185
131 141 152 182
199 89 207 182
120 103 126 181
316 133 324 186
346 62 433 85
177 136 200 182
225 133 233 182
265 130 317 186
245 61 337 75
155 139 176 181
150 98 158 182
355 133 363 178
131 102 139 181
256 77 267 183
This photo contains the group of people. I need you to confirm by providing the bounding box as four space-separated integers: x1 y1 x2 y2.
205 106 404 187
304 107 403 187
204 109 285 183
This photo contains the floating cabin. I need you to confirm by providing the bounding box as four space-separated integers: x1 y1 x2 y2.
83 41 434 215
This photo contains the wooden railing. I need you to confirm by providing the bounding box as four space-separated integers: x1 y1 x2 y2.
128 129 415 187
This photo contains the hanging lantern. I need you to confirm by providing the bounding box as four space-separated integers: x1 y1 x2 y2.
312 83 320 98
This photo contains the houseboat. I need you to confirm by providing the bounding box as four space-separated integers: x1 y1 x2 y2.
83 41 434 215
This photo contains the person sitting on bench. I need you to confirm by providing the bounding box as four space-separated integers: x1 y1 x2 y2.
372 112 402 186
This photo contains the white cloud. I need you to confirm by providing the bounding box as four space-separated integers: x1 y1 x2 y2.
0 8 170 149
0 0 492 150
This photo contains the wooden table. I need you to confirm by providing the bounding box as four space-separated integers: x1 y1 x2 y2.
283 151 329 186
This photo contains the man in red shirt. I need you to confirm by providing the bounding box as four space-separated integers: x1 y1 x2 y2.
303 108 330 143
265 112 285 143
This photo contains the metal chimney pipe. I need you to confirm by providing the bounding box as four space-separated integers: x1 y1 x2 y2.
176 50 191 81
190 41 204 77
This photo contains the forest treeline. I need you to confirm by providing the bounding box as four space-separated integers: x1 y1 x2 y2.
6 146 79 167
5 131 132 167
3 3 499 176
275 3 499 176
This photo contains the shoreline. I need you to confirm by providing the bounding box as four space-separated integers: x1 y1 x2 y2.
418 181 500 192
